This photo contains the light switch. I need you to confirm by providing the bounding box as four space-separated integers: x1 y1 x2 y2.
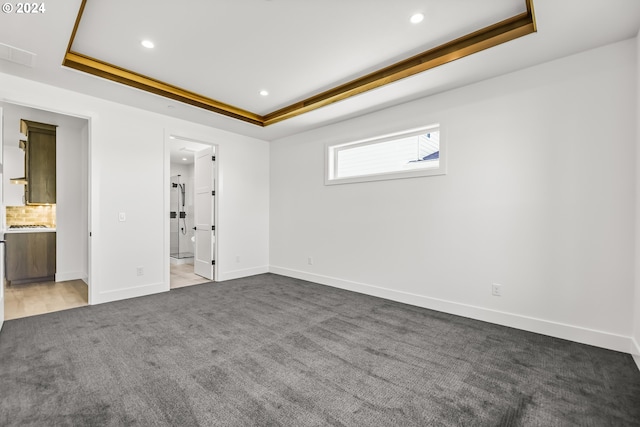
118 212 126 222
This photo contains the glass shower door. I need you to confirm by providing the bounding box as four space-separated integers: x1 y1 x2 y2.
170 176 180 258
170 175 194 259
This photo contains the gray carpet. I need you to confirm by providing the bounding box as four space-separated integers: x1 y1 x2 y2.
1 273 639 426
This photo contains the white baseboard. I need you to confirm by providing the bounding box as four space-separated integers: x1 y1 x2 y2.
55 271 84 282
91 281 168 305
632 338 640 372
218 265 270 282
270 266 633 355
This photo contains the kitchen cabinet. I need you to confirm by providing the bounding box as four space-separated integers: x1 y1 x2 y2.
5 231 56 285
20 119 57 205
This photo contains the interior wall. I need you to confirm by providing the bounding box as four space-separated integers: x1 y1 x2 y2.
56 124 86 282
0 71 269 305
0 101 29 207
2 143 23 206
270 38 637 353
81 122 89 283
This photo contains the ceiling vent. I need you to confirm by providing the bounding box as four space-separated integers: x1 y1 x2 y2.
0 43 36 67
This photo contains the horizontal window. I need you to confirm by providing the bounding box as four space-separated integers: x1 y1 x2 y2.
325 124 445 185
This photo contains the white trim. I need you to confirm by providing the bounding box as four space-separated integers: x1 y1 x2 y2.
270 266 633 354
92 281 167 305
55 271 84 282
218 265 269 282
163 130 172 292
632 338 640 372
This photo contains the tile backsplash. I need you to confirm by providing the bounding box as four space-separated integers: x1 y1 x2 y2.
6 205 56 228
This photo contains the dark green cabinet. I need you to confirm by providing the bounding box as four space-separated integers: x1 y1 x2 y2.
20 119 56 205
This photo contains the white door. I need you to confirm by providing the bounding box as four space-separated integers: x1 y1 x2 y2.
193 146 215 280
0 107 5 330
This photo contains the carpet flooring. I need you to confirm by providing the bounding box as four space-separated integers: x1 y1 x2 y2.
1 273 639 426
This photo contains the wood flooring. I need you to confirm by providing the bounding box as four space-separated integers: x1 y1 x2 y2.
3 264 210 320
170 263 210 289
4 279 88 320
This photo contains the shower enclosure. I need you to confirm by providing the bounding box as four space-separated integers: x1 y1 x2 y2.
170 175 193 259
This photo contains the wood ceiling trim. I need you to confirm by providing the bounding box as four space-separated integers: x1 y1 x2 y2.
63 0 536 127
62 51 264 126
263 4 537 126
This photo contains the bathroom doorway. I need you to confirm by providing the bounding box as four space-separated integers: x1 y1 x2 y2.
168 136 214 289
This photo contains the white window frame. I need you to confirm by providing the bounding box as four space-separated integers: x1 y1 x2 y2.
325 124 446 185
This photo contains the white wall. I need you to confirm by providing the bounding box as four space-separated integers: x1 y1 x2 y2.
633 31 640 370
81 123 89 282
56 124 86 282
2 146 23 206
0 101 25 207
271 38 637 353
0 71 270 305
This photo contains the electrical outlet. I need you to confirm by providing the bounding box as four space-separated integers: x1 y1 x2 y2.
308 257 313 265
492 283 502 297
137 266 144 276
118 212 126 222
235 256 240 263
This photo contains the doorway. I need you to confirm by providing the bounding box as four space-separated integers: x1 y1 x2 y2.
168 135 217 289
1 101 90 319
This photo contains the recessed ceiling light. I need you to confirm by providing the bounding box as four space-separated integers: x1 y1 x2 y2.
182 157 188 161
410 13 424 24
259 90 269 96
141 40 155 49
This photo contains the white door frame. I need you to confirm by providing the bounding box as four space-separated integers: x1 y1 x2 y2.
164 131 219 288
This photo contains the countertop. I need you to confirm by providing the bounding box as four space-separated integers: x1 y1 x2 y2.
4 228 56 234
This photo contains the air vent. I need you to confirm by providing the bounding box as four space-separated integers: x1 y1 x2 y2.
0 43 36 67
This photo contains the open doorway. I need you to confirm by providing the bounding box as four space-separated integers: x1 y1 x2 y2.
1 101 90 319
168 136 216 289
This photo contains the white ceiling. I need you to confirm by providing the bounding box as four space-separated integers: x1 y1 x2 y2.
169 137 212 165
0 0 639 141
72 0 526 115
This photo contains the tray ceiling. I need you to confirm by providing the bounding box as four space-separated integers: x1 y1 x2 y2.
64 0 535 126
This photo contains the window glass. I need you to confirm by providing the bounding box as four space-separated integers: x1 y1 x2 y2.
326 125 445 185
